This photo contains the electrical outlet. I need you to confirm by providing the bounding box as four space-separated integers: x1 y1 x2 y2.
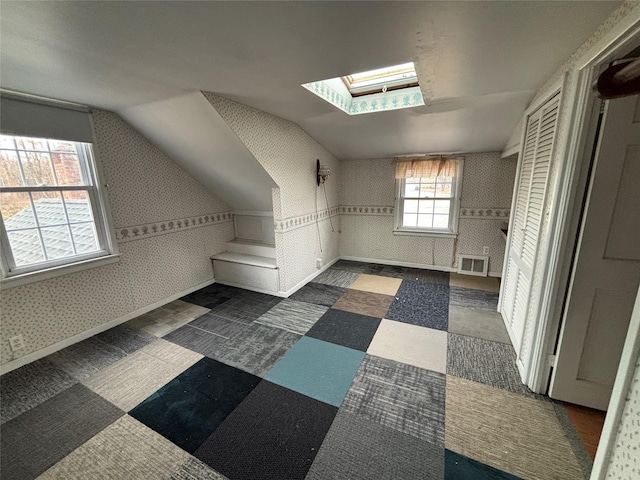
9 335 25 352
316 258 323 269
482 246 490 255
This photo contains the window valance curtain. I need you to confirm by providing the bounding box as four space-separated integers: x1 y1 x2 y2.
393 156 458 179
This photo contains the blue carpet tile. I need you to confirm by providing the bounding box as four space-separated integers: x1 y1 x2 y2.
195 381 337 480
305 308 381 351
386 280 450 330
265 336 365 407
445 450 523 479
130 357 260 454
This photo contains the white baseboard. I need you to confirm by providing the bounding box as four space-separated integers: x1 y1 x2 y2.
340 255 502 277
339 256 456 272
0 278 215 375
280 257 340 297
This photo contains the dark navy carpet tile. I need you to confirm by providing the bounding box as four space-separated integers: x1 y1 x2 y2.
445 450 523 479
289 283 346 307
386 280 449 331
306 308 381 352
449 286 499 311
181 283 243 309
129 357 260 454
195 381 337 480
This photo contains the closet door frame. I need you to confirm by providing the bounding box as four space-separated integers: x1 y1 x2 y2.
499 76 566 387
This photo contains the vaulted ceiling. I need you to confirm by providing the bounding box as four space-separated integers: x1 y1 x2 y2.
0 1 620 159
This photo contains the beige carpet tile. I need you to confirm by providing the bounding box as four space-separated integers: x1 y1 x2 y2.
449 273 500 293
128 300 210 337
445 376 584 480
332 289 394 318
349 274 403 296
37 416 190 480
448 306 511 344
83 340 202 411
170 457 229 480
368 319 447 373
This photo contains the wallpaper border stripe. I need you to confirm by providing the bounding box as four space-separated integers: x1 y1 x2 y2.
274 206 510 234
115 211 234 243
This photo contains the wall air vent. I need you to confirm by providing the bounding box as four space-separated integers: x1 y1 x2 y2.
457 255 489 277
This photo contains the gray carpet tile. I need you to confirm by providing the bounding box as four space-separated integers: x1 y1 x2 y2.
313 269 361 288
0 358 77 424
171 458 230 480
195 381 337 480
449 286 499 310
165 324 235 359
0 383 124 480
217 323 301 377
305 308 381 351
48 336 128 382
207 291 282 324
342 355 446 445
189 312 251 338
447 333 541 399
377 265 413 279
255 299 328 335
38 415 190 480
289 283 346 307
95 324 156 355
448 306 512 344
306 409 444 480
331 260 384 274
386 280 449 330
165 322 300 378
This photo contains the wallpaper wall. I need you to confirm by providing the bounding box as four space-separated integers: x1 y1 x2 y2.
0 110 234 366
204 93 341 291
339 153 516 275
606 354 640 480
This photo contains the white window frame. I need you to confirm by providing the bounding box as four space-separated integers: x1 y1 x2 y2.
0 134 118 288
393 159 463 237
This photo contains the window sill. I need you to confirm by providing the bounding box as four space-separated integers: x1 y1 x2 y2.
1 253 121 290
393 229 458 238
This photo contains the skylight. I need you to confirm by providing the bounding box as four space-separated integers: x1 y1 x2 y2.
342 62 418 97
302 61 424 116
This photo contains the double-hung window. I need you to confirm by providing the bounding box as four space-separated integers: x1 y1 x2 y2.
394 156 463 235
0 93 117 286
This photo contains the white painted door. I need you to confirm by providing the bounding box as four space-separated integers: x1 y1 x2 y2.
550 95 640 410
501 95 560 357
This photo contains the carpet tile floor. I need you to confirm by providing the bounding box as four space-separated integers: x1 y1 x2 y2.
1 261 593 480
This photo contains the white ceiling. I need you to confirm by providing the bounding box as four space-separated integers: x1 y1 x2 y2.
0 1 620 160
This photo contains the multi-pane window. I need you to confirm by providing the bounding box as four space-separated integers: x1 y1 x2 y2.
0 134 107 275
394 159 462 234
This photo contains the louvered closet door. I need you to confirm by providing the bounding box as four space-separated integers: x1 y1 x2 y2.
502 95 560 355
